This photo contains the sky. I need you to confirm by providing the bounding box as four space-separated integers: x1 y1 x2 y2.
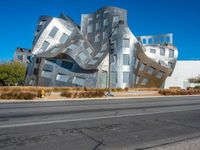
0 0 200 61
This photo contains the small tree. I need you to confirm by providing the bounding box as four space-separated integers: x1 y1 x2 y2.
0 62 26 86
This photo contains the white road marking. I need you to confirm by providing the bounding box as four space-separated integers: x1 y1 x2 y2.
0 107 200 129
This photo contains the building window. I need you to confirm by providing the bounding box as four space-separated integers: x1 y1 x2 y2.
123 54 130 65
160 48 165 56
73 77 85 86
103 18 108 26
150 48 156 54
48 26 58 38
141 78 148 85
88 17 93 22
96 22 100 30
61 61 73 69
59 33 68 44
111 71 117 83
123 39 130 48
68 44 78 50
78 52 87 61
33 68 38 75
17 55 23 61
123 72 129 84
56 74 69 82
139 63 146 71
86 47 93 55
101 43 107 51
113 16 119 23
147 66 155 75
169 49 174 58
135 58 139 69
95 52 104 58
148 38 152 44
87 25 93 33
41 41 50 51
103 31 107 40
168 62 173 68
94 34 100 43
142 39 146 44
41 70 52 78
88 59 97 65
156 71 164 79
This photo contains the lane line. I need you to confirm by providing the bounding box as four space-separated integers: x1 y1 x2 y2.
0 107 200 129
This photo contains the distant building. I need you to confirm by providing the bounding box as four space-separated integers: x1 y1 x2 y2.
14 47 33 65
25 7 178 88
165 61 200 89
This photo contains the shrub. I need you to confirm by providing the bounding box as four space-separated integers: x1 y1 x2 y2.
124 87 129 92
60 90 105 98
159 89 200 96
0 91 37 100
60 91 73 98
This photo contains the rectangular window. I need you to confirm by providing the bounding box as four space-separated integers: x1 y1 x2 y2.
111 72 117 83
123 54 130 65
142 39 146 44
68 44 78 50
94 34 100 43
96 22 100 30
148 38 152 44
103 18 108 26
87 25 93 33
139 63 146 71
150 48 156 54
88 59 97 65
103 31 107 40
168 62 173 68
156 71 164 79
123 39 130 48
113 16 119 23
123 72 129 84
169 49 174 58
41 70 52 78
73 77 85 86
135 58 139 69
78 52 87 61
147 66 155 75
160 48 165 56
86 47 93 55
48 26 58 38
41 41 50 51
56 74 69 82
59 33 68 44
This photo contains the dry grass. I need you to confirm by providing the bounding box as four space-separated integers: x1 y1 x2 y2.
159 89 200 95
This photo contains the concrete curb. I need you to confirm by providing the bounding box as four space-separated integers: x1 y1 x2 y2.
0 95 200 103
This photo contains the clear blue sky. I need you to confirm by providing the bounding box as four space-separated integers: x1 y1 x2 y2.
0 0 200 61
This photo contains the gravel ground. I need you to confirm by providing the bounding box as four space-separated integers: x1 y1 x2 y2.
149 137 200 150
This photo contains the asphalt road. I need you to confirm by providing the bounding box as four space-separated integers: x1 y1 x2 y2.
1 96 200 150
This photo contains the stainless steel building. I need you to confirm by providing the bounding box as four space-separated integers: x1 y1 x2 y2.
14 47 32 65
25 7 178 88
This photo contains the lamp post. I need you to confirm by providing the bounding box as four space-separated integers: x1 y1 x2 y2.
107 20 124 96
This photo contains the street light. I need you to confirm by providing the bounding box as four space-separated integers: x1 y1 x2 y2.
107 20 124 96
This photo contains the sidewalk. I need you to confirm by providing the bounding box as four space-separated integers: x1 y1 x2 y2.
149 137 200 150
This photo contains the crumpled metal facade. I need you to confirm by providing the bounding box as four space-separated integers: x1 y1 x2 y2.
25 7 178 88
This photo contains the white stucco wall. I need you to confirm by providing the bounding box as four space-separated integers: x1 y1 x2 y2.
164 61 200 89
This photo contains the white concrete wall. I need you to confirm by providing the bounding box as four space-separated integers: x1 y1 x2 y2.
165 61 200 89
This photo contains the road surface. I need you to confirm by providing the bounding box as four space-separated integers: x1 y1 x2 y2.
1 96 200 150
